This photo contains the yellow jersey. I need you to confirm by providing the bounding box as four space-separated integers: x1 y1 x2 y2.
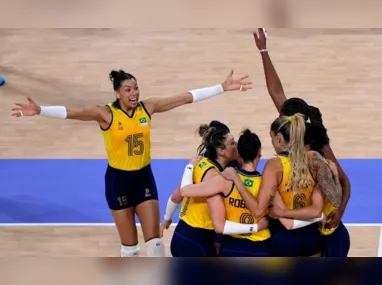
319 157 338 235
102 100 151 171
277 153 316 210
223 169 271 242
179 157 223 230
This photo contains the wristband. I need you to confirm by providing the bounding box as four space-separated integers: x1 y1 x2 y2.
180 164 194 189
164 197 180 221
292 213 324 230
190 84 224 103
223 220 258 234
39 106 67 119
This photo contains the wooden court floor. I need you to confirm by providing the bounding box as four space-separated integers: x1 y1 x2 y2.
1 29 382 257
0 225 380 257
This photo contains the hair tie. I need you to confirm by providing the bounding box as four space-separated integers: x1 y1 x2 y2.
210 120 220 127
288 116 293 122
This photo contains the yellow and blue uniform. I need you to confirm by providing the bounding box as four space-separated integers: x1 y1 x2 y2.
320 155 350 257
170 157 223 257
102 100 158 210
269 152 324 257
219 169 272 257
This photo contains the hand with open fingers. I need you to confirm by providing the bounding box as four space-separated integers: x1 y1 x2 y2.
220 167 238 181
160 219 172 238
221 70 253 92
188 155 203 167
253 28 267 51
11 96 39 117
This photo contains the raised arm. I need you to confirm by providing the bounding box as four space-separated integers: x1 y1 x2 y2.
142 70 252 115
253 28 287 113
11 96 111 126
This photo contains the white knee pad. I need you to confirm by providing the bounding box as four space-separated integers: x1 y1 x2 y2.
145 238 166 257
121 244 140 257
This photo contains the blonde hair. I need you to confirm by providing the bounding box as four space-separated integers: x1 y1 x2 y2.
271 113 312 191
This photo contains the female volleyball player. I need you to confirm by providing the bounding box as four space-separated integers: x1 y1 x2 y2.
253 28 351 256
253 28 351 232
265 114 341 256
11 69 252 257
164 121 259 257
304 122 350 256
225 114 326 256
179 129 272 257
264 122 341 230
181 118 338 257
159 120 234 237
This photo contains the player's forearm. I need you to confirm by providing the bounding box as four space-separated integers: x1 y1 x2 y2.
163 188 182 221
260 51 287 113
279 206 322 220
37 105 68 119
339 173 351 213
214 220 260 235
37 105 100 121
233 177 261 218
150 82 227 114
281 214 324 230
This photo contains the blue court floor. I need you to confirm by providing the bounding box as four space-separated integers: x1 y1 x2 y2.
0 159 380 224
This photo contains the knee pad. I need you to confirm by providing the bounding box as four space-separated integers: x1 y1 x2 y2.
146 238 166 257
121 244 140 257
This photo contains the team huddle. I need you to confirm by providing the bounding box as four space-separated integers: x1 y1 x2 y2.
163 115 348 257
11 29 351 257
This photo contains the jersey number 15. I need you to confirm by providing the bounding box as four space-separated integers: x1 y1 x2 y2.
125 133 145 156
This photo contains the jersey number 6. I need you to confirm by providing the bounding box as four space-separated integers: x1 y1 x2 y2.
125 133 145 156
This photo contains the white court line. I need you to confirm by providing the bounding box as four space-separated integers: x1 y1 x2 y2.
0 223 382 227
378 226 382 257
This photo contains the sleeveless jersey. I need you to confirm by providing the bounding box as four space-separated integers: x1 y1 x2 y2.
277 153 316 209
101 100 151 171
179 157 222 230
224 169 271 242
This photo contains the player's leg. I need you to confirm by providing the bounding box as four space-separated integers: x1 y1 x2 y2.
111 208 140 257
134 164 165 257
295 222 324 257
135 200 165 256
219 235 272 257
105 165 140 257
170 220 217 257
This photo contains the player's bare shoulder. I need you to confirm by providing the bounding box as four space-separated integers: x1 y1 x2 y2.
266 156 282 169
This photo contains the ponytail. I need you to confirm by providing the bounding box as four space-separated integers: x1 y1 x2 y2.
270 113 312 191
287 114 312 191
